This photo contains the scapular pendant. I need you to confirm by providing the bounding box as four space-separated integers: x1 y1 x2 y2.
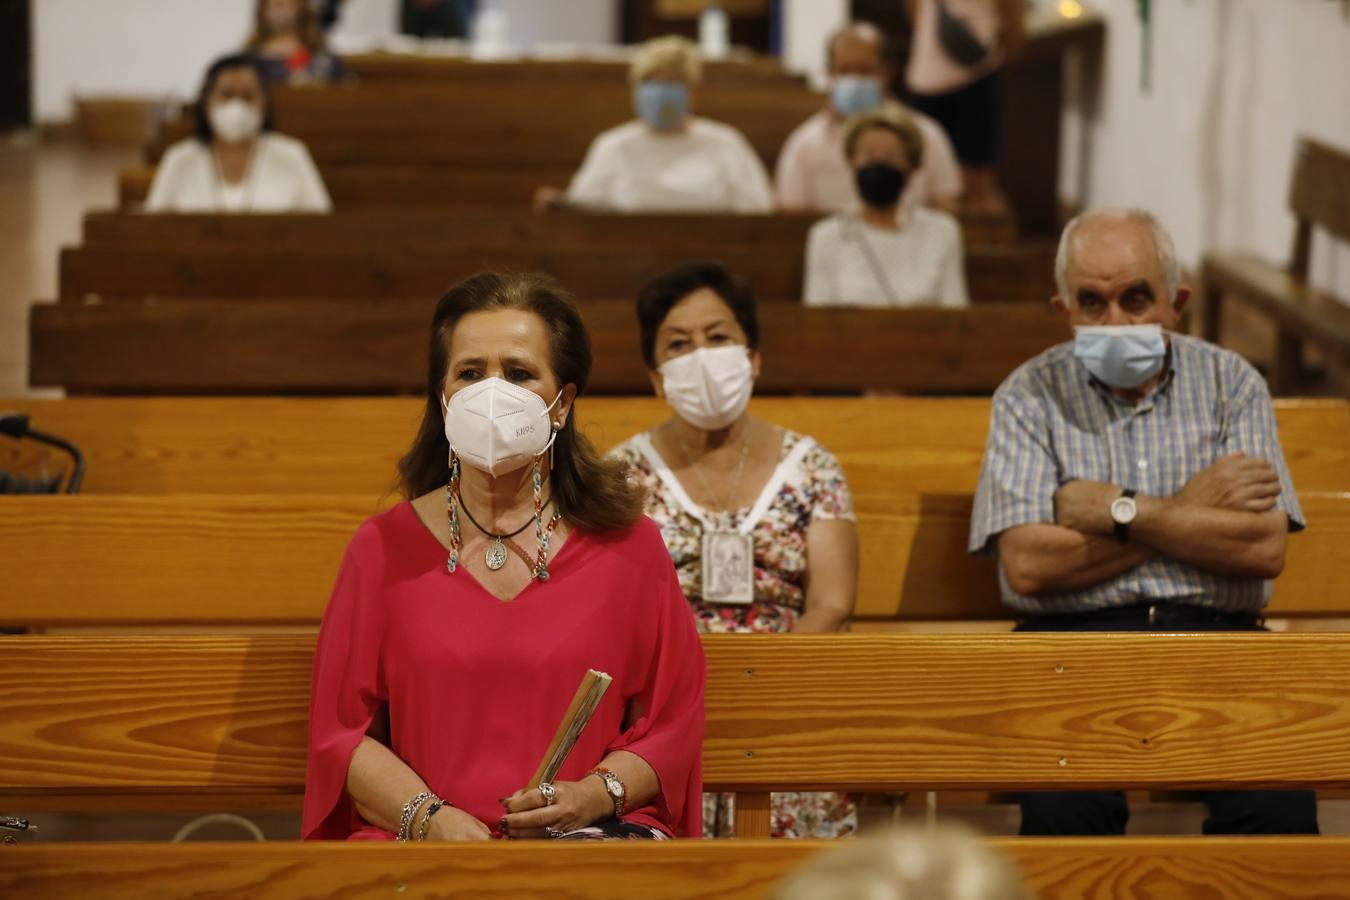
485 538 509 571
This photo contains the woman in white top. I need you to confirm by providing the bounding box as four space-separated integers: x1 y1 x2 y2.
804 106 967 308
145 54 332 214
535 37 773 214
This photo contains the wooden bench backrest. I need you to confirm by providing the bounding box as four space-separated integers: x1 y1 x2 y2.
30 299 1069 395
82 209 1019 251
1289 137 1350 277
4 633 1349 809
56 243 1055 305
6 397 1346 496
149 83 824 168
4 839 1350 900
341 54 805 84
2 492 1346 626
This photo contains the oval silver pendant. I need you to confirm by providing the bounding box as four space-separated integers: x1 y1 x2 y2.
485 540 509 571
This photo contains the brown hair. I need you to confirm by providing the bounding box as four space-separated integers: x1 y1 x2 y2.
245 0 326 52
843 103 925 170
397 272 645 535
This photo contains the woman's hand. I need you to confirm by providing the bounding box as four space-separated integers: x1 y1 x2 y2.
424 805 493 842
499 778 611 839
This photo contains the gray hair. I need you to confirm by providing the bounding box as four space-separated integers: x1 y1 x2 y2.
1054 208 1182 303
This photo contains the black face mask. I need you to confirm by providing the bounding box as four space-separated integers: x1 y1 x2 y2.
855 163 908 208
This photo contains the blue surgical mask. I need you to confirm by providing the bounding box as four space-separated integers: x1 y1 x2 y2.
830 76 883 117
634 81 689 132
1073 324 1167 389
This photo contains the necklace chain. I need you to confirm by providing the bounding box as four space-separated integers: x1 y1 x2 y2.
458 495 547 540
676 423 752 514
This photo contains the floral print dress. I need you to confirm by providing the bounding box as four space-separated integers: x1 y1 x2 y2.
611 427 858 839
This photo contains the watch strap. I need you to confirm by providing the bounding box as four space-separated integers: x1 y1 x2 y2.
1113 488 1137 543
586 767 627 817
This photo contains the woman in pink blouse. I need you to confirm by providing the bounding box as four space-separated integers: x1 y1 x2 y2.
303 272 706 842
611 263 859 839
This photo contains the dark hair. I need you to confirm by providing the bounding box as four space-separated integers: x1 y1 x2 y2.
193 53 275 144
635 263 760 369
398 272 645 535
245 0 327 53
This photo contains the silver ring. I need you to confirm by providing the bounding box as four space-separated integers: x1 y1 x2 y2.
546 827 564 839
539 782 558 806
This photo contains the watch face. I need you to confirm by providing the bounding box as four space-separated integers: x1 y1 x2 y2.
1111 496 1138 525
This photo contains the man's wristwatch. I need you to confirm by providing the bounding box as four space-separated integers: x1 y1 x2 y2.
1110 488 1138 542
586 767 627 818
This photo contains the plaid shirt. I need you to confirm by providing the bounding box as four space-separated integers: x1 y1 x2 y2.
969 334 1303 616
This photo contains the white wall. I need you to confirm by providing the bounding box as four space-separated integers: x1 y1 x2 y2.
781 0 848 89
1065 0 1350 296
33 0 255 121
32 0 615 123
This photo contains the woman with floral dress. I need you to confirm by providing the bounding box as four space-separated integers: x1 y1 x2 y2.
611 263 860 838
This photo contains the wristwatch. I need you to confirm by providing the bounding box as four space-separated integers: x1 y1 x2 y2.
587 767 627 818
1110 489 1138 542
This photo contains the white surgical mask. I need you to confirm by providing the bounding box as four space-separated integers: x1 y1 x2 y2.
1073 324 1167 389
658 346 754 431
443 378 562 477
209 99 263 144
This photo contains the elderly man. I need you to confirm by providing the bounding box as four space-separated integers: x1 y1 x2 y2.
969 208 1318 836
775 23 962 214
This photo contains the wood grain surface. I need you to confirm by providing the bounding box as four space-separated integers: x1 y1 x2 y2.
30 299 1068 395
55 243 1055 306
3 491 1347 626
5 397 1346 496
3 633 1350 805
1 838 1348 900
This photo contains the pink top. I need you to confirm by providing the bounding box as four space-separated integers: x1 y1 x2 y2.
906 0 1005 95
301 502 706 840
774 108 963 213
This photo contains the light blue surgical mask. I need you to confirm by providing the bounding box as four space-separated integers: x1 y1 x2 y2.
830 76 883 117
1073 324 1167 389
634 81 689 132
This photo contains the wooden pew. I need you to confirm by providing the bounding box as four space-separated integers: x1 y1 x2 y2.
56 241 1056 305
3 633 1349 819
83 208 1020 250
4 397 1347 497
29 299 1069 395
4 838 1349 900
2 492 1347 628
147 83 826 169
117 163 576 212
1202 137 1350 394
342 53 807 85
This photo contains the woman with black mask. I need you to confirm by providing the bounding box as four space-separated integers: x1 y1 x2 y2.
803 106 968 308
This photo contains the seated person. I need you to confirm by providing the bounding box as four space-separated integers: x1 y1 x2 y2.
146 54 332 213
246 0 347 84
611 263 858 838
804 107 967 307
776 23 962 215
773 823 1033 900
303 272 705 842
969 208 1318 837
536 36 774 213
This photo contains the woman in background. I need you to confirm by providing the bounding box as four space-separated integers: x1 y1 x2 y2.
246 0 348 84
536 37 773 214
804 106 966 307
145 54 331 213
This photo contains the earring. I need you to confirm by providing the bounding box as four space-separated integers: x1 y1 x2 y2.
446 453 461 574
549 421 561 470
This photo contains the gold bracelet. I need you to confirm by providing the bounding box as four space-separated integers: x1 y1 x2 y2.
415 799 446 841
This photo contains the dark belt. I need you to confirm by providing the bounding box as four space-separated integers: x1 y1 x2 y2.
1028 602 1261 628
